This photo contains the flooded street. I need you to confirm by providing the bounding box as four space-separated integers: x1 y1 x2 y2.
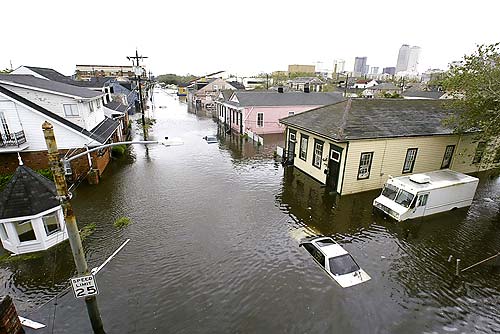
2 89 500 333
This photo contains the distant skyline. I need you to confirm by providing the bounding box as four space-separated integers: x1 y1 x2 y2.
1 0 499 77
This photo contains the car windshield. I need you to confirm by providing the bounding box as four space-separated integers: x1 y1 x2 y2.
328 254 360 276
394 189 415 208
381 183 398 200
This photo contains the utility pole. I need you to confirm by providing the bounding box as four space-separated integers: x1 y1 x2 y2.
42 122 105 334
344 73 349 97
127 50 149 140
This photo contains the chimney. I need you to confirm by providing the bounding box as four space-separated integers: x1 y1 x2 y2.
277 86 284 93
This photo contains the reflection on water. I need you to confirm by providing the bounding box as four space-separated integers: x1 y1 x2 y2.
1 90 499 333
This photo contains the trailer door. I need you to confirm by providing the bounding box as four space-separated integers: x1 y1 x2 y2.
411 192 430 218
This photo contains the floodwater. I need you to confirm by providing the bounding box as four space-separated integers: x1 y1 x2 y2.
1 89 499 333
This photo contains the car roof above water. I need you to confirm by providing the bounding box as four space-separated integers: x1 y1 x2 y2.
311 237 348 258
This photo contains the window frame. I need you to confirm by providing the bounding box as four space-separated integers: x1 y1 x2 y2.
472 142 486 164
256 112 264 127
15 220 37 243
312 139 324 169
440 145 455 169
299 134 309 161
43 214 61 236
402 148 418 174
63 104 79 117
357 152 374 180
89 101 94 113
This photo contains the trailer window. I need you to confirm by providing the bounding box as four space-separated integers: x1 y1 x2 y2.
381 184 398 200
418 194 428 207
395 190 414 208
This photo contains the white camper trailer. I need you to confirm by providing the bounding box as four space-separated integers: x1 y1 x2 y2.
373 170 479 222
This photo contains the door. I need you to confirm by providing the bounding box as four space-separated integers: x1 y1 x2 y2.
326 145 343 192
287 131 296 164
410 192 429 218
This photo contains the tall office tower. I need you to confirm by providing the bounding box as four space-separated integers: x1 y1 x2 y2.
396 44 410 73
333 59 345 73
353 57 367 76
370 67 379 75
383 67 396 75
407 46 421 72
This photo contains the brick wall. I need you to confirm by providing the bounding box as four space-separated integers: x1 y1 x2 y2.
0 295 24 334
0 148 111 182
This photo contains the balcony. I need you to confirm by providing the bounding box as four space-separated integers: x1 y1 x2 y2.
0 130 29 152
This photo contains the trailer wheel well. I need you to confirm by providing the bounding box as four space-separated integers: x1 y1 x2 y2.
451 207 458 211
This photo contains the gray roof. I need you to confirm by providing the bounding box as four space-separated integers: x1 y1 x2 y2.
0 86 117 144
280 99 457 141
402 90 445 99
105 100 129 113
226 91 344 107
370 83 400 91
0 74 103 99
24 66 75 84
0 165 59 219
289 77 324 84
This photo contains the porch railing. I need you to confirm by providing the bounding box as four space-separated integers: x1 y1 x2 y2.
0 130 27 148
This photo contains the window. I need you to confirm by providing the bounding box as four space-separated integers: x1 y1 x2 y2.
299 135 308 161
403 148 418 173
43 214 61 236
257 113 264 127
64 160 72 175
473 142 486 164
330 150 341 162
0 224 8 240
63 104 79 117
417 194 428 207
381 184 398 200
288 111 295 116
289 131 296 141
313 140 324 169
303 244 325 267
0 111 11 137
96 99 101 108
329 254 360 275
395 190 415 208
358 152 373 179
15 220 36 242
89 101 94 112
441 145 455 169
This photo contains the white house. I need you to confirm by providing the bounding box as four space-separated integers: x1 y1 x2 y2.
0 162 68 255
0 75 120 182
352 79 378 89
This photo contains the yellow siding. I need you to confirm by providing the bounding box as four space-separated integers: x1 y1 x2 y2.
288 126 347 192
286 124 500 195
342 133 499 195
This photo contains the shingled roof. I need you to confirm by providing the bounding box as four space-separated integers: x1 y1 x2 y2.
24 66 75 84
280 99 458 141
0 86 117 145
0 165 59 220
0 74 103 99
226 91 344 107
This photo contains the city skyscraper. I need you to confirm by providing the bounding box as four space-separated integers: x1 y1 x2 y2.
396 44 410 73
353 57 368 75
407 46 421 72
396 44 421 74
333 59 345 73
383 67 396 76
370 66 379 75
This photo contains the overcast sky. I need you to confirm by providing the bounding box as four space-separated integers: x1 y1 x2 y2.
1 0 499 77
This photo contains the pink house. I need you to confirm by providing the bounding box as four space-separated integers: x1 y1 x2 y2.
214 91 343 135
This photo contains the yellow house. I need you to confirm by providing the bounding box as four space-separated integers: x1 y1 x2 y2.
280 99 500 195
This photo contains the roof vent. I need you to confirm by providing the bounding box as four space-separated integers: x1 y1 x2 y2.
409 174 430 184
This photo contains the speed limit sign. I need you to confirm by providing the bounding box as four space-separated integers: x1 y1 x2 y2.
70 275 99 298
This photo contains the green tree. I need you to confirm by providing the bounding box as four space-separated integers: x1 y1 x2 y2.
443 43 500 139
0 68 12 74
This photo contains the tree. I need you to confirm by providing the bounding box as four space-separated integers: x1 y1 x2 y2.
0 68 12 74
443 43 500 140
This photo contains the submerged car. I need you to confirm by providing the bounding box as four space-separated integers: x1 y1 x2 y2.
299 236 371 288
203 135 217 144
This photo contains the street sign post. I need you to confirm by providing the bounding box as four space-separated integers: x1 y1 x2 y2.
70 275 99 299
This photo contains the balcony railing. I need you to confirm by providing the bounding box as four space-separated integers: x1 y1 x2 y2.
0 130 27 148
